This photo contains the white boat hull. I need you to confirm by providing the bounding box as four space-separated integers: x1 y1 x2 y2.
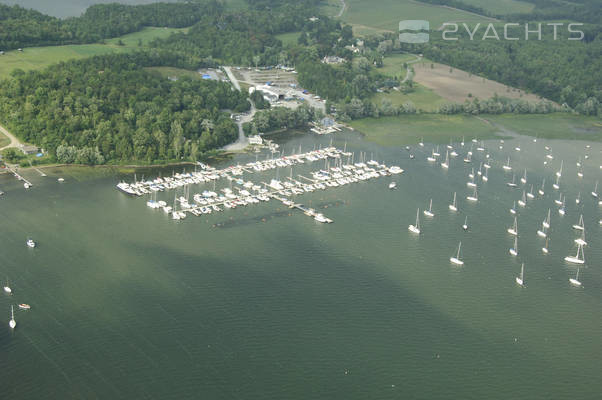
408 225 420 234
515 277 523 286
564 256 584 264
569 278 582 286
450 257 464 265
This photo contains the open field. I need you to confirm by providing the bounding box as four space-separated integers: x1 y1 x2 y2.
350 114 499 146
0 27 187 80
341 0 489 33
412 62 543 103
275 32 301 47
319 0 342 17
350 113 602 147
0 0 179 18
377 53 419 78
485 114 602 141
460 0 534 15
145 67 202 80
372 85 447 112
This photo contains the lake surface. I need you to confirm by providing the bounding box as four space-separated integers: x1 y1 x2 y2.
0 0 177 18
1 130 601 399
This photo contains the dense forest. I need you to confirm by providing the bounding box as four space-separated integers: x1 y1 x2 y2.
0 1 221 50
0 52 249 164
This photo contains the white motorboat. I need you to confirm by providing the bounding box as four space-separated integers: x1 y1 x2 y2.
26 239 35 248
9 305 16 329
389 182 397 190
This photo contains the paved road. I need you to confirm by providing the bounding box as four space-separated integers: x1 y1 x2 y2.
0 123 21 150
223 66 241 91
336 0 347 17
401 53 422 84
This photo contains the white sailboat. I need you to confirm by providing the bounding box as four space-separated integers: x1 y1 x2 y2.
537 225 547 238
575 191 581 205
462 216 468 231
507 173 517 187
449 192 458 211
538 178 545 196
463 148 472 163
419 138 424 147
388 182 397 189
408 208 421 234
542 237 549 254
515 263 525 286
466 187 478 202
510 201 517 215
556 160 563 178
564 243 584 264
553 175 560 190
569 268 582 287
592 181 599 198
441 150 449 169
554 192 563 205
520 168 527 184
518 190 526 207
477 162 483 176
423 199 435 217
503 157 512 171
9 305 16 329
427 149 436 162
527 184 535 199
507 217 518 236
543 208 551 228
433 145 440 157
450 242 464 265
572 214 584 231
482 168 489 182
469 168 474 179
509 236 518 256
3 279 12 294
558 195 565 216
575 230 588 246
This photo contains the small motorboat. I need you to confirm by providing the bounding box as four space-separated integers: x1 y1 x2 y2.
18 304 31 310
27 239 36 248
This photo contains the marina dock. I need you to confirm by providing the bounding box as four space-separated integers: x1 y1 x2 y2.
116 147 403 223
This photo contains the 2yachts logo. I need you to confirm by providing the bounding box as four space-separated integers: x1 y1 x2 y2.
399 20 430 43
399 21 585 43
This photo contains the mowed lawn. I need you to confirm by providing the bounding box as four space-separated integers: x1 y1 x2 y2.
460 0 534 15
341 0 488 33
372 86 447 112
0 27 187 79
350 114 499 146
275 32 301 47
485 114 602 141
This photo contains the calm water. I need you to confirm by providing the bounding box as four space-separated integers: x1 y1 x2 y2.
0 0 177 18
1 130 601 399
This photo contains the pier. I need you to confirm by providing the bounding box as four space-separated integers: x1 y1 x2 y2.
117 146 403 223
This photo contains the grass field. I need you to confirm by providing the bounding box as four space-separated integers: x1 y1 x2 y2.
341 0 490 34
144 67 202 80
350 114 499 146
319 0 342 17
377 53 418 78
460 0 534 15
372 85 448 112
350 113 602 147
485 114 602 141
0 27 187 80
275 32 301 47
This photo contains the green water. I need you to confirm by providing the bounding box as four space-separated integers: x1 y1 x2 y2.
0 0 177 18
1 131 601 399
